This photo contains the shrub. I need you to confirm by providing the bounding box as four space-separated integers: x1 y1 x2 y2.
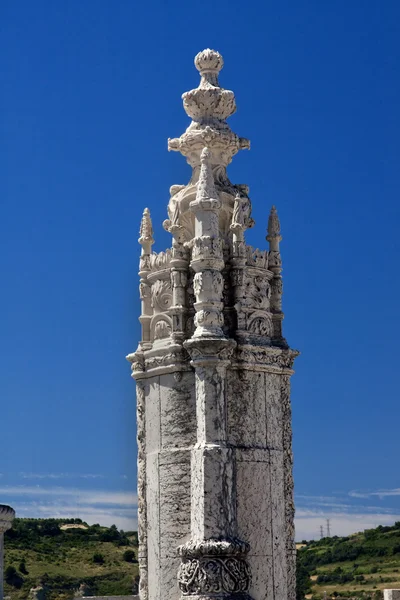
93 553 105 564
123 550 136 563
5 566 24 588
19 560 28 574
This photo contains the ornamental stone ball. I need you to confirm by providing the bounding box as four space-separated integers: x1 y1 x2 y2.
194 48 224 74
128 49 298 600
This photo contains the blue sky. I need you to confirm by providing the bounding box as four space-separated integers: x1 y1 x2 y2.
1 0 400 540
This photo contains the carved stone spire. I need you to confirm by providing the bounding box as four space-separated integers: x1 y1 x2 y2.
267 205 285 345
139 208 154 255
267 205 281 239
137 208 154 351
267 205 282 271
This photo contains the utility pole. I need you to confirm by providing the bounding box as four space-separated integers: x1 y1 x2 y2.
326 518 331 537
320 525 324 539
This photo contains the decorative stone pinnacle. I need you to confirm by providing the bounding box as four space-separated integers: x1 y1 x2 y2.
139 208 154 250
267 205 282 241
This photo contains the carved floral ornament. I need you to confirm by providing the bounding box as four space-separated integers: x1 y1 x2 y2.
177 538 251 597
178 557 251 597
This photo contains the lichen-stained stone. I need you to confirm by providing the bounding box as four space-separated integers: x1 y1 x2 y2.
160 372 196 449
146 453 160 600
227 370 267 447
159 450 191 558
191 446 236 541
270 449 287 600
160 557 181 600
236 458 272 557
248 556 274 600
265 374 284 450
145 377 161 453
127 48 299 600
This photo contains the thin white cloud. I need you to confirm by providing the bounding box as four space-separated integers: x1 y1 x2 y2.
4 485 400 539
295 509 400 541
19 472 105 480
0 486 138 531
349 488 400 499
0 486 137 507
296 493 400 515
294 491 400 539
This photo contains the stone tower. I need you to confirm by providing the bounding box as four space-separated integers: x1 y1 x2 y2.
127 49 299 600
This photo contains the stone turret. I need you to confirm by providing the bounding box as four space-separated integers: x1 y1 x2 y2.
128 49 299 600
0 505 15 600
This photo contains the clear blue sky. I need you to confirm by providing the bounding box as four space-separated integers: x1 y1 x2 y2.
1 0 400 539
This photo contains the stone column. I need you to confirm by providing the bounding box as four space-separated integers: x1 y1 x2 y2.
128 48 299 600
176 150 251 600
0 505 15 600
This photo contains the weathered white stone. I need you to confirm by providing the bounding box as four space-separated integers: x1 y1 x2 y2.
384 591 400 600
227 370 267 447
0 505 15 600
159 450 191 558
127 49 299 600
236 458 272 557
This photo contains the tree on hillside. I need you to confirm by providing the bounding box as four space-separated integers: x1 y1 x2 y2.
5 566 24 588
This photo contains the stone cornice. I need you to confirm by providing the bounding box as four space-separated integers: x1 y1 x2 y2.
233 344 299 374
128 342 299 378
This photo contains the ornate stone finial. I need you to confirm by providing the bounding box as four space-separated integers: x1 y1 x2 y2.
267 205 281 241
168 48 248 171
139 208 154 254
183 50 235 122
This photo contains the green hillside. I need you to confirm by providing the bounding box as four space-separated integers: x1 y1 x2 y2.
297 522 400 600
4 519 139 600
